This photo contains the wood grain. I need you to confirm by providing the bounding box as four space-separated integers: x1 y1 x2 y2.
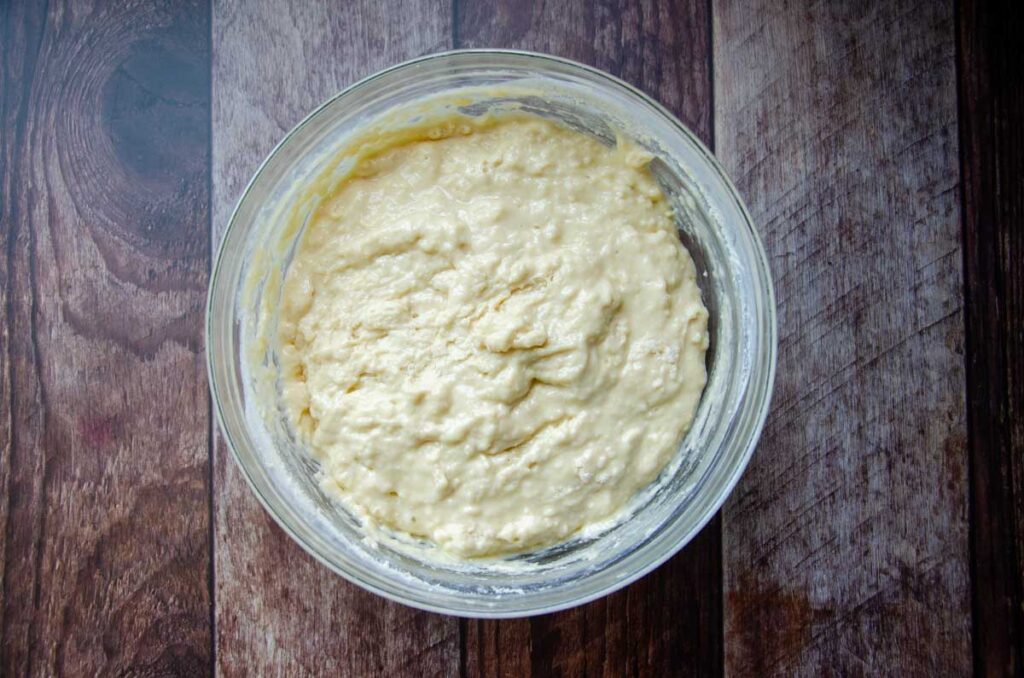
5 0 1007 675
0 0 211 675
210 2 458 676
714 1 971 674
958 0 1024 674
456 1 721 675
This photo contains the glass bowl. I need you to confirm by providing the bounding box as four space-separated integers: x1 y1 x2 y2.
207 49 776 617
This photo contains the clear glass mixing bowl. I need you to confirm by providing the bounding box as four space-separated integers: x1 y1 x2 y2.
207 50 776 617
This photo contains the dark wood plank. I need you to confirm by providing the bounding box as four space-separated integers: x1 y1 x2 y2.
456 1 720 675
210 2 458 676
0 0 212 674
958 0 1024 674
714 1 971 674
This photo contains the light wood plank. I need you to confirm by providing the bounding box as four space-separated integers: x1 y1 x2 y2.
714 1 970 674
1 0 212 674
211 2 458 675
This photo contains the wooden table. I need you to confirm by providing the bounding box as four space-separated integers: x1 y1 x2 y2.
1 0 1020 675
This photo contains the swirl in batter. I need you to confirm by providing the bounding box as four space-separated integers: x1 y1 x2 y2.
278 116 708 557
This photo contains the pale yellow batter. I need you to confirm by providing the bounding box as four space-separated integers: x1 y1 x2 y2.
278 116 708 557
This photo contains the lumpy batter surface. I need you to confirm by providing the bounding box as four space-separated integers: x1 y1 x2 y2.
278 116 708 557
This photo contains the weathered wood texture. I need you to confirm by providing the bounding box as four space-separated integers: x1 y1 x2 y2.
210 2 458 676
715 1 971 675
456 1 721 675
0 0 212 675
5 0 1019 675
958 0 1024 674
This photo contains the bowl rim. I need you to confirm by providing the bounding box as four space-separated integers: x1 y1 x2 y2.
207 48 777 618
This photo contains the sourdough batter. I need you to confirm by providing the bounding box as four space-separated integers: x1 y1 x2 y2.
278 116 708 557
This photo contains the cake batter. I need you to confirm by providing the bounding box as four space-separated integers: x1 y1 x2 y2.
277 116 708 557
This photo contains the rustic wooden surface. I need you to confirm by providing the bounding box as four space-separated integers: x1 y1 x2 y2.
0 0 212 675
715 0 972 675
958 0 1024 674
2 0 1020 675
